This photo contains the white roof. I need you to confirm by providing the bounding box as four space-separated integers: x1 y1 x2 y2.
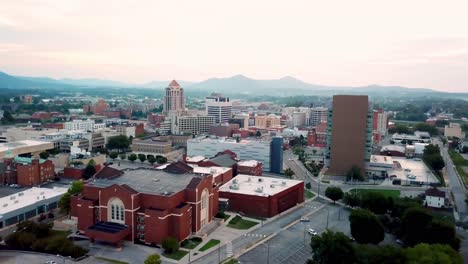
0 140 53 152
219 174 303 196
191 165 231 178
369 155 393 165
186 156 206 163
237 160 260 167
390 157 438 183
0 187 68 216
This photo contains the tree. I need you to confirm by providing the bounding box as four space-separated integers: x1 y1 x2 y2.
354 244 407 264
144 254 161 264
284 168 295 178
5 231 35 250
162 237 179 254
39 151 49 159
119 153 127 160
83 165 97 180
309 230 355 264
138 154 147 163
255 131 262 137
58 181 84 214
148 156 157 165
349 209 385 244
305 182 312 190
343 192 360 208
156 155 167 164
325 187 344 203
346 165 364 181
401 207 433 246
1 110 15 124
106 135 131 152
109 151 118 160
405 244 463 264
128 153 137 163
360 192 390 214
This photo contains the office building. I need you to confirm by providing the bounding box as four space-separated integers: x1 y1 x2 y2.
205 94 232 124
0 156 55 186
131 138 172 156
171 115 216 135
444 123 465 139
163 80 185 115
310 107 328 127
255 115 281 129
326 95 372 175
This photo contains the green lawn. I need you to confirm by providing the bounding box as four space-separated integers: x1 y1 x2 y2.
181 238 203 250
224 259 240 264
163 250 189 260
199 239 221 252
95 257 129 264
227 216 258 230
449 150 468 186
350 188 401 199
304 189 315 199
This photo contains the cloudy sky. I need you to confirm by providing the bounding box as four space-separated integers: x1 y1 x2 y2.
1 0 468 92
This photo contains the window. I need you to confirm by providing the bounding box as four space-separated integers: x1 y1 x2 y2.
108 198 125 224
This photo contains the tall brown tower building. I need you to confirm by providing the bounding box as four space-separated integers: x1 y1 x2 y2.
163 80 185 116
326 95 372 176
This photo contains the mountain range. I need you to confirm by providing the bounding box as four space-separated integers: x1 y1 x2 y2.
0 70 462 97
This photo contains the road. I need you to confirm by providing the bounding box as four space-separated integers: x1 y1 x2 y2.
434 138 468 221
189 199 325 264
238 204 350 264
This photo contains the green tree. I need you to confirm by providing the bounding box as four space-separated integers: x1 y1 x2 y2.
284 168 295 178
39 151 50 159
58 181 84 214
106 135 131 152
4 232 35 250
309 230 355 264
360 192 390 214
343 192 360 208
325 187 344 203
144 254 161 264
148 156 157 165
87 159 96 166
1 110 15 124
405 244 463 264
83 164 97 179
119 153 127 160
349 209 385 244
138 154 147 163
156 155 167 164
128 153 137 163
354 244 407 264
401 207 433 246
346 165 364 181
109 151 118 160
162 237 179 254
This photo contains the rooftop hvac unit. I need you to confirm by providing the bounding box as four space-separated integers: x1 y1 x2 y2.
10 196 15 200
258 178 263 182
230 184 239 190
282 181 286 186
270 184 275 188
248 177 251 182
255 187 263 193
233 179 238 184
3 203 8 207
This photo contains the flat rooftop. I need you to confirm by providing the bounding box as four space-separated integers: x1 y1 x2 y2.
237 160 261 167
0 140 53 152
390 157 439 183
88 168 204 195
191 165 231 178
219 174 303 197
369 155 393 166
188 136 271 144
0 187 68 217
186 156 206 163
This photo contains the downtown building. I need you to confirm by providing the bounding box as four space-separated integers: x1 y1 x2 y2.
187 136 283 173
326 95 372 175
163 80 185 115
71 165 221 246
205 94 232 124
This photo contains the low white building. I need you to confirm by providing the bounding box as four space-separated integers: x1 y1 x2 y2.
0 187 68 228
424 187 446 208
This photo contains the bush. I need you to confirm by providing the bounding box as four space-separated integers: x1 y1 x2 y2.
192 237 202 242
215 211 226 219
162 237 179 254
325 187 344 203
350 209 385 244
305 182 312 190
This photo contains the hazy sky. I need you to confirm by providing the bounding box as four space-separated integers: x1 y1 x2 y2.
1 0 468 92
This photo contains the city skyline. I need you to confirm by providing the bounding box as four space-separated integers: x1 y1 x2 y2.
1 0 468 92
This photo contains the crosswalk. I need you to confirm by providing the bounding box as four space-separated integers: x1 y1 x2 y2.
243 233 267 238
226 242 233 258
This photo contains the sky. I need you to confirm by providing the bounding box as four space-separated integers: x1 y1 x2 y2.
1 0 468 92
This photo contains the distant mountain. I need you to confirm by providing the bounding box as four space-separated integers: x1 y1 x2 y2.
0 70 461 98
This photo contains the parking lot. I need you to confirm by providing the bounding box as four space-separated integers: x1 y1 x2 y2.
239 204 351 264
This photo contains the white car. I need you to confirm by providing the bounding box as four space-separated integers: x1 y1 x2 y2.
45 261 56 264
308 228 318 236
300 217 310 222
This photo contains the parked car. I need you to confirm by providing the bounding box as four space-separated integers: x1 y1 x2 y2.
308 229 318 236
300 217 310 222
45 261 56 264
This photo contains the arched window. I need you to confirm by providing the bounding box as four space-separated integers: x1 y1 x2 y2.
108 198 125 224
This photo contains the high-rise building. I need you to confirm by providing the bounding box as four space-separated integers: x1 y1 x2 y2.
310 107 328 127
163 80 185 115
326 95 372 175
372 109 389 142
205 94 232 124
171 115 216 135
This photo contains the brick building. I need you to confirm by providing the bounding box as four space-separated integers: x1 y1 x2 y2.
219 175 304 217
83 99 109 115
237 160 263 176
307 121 327 148
0 157 55 186
147 113 165 127
70 166 220 246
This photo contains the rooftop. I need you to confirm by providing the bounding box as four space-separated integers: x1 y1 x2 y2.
0 187 68 217
191 165 231 179
219 174 303 197
237 160 261 167
369 155 394 166
88 168 204 195
425 187 445 198
380 145 406 153
0 140 53 152
390 157 439 184
186 156 206 163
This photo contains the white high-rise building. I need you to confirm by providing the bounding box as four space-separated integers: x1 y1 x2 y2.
163 80 185 115
310 107 328 127
64 119 104 132
205 95 232 124
171 115 216 135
